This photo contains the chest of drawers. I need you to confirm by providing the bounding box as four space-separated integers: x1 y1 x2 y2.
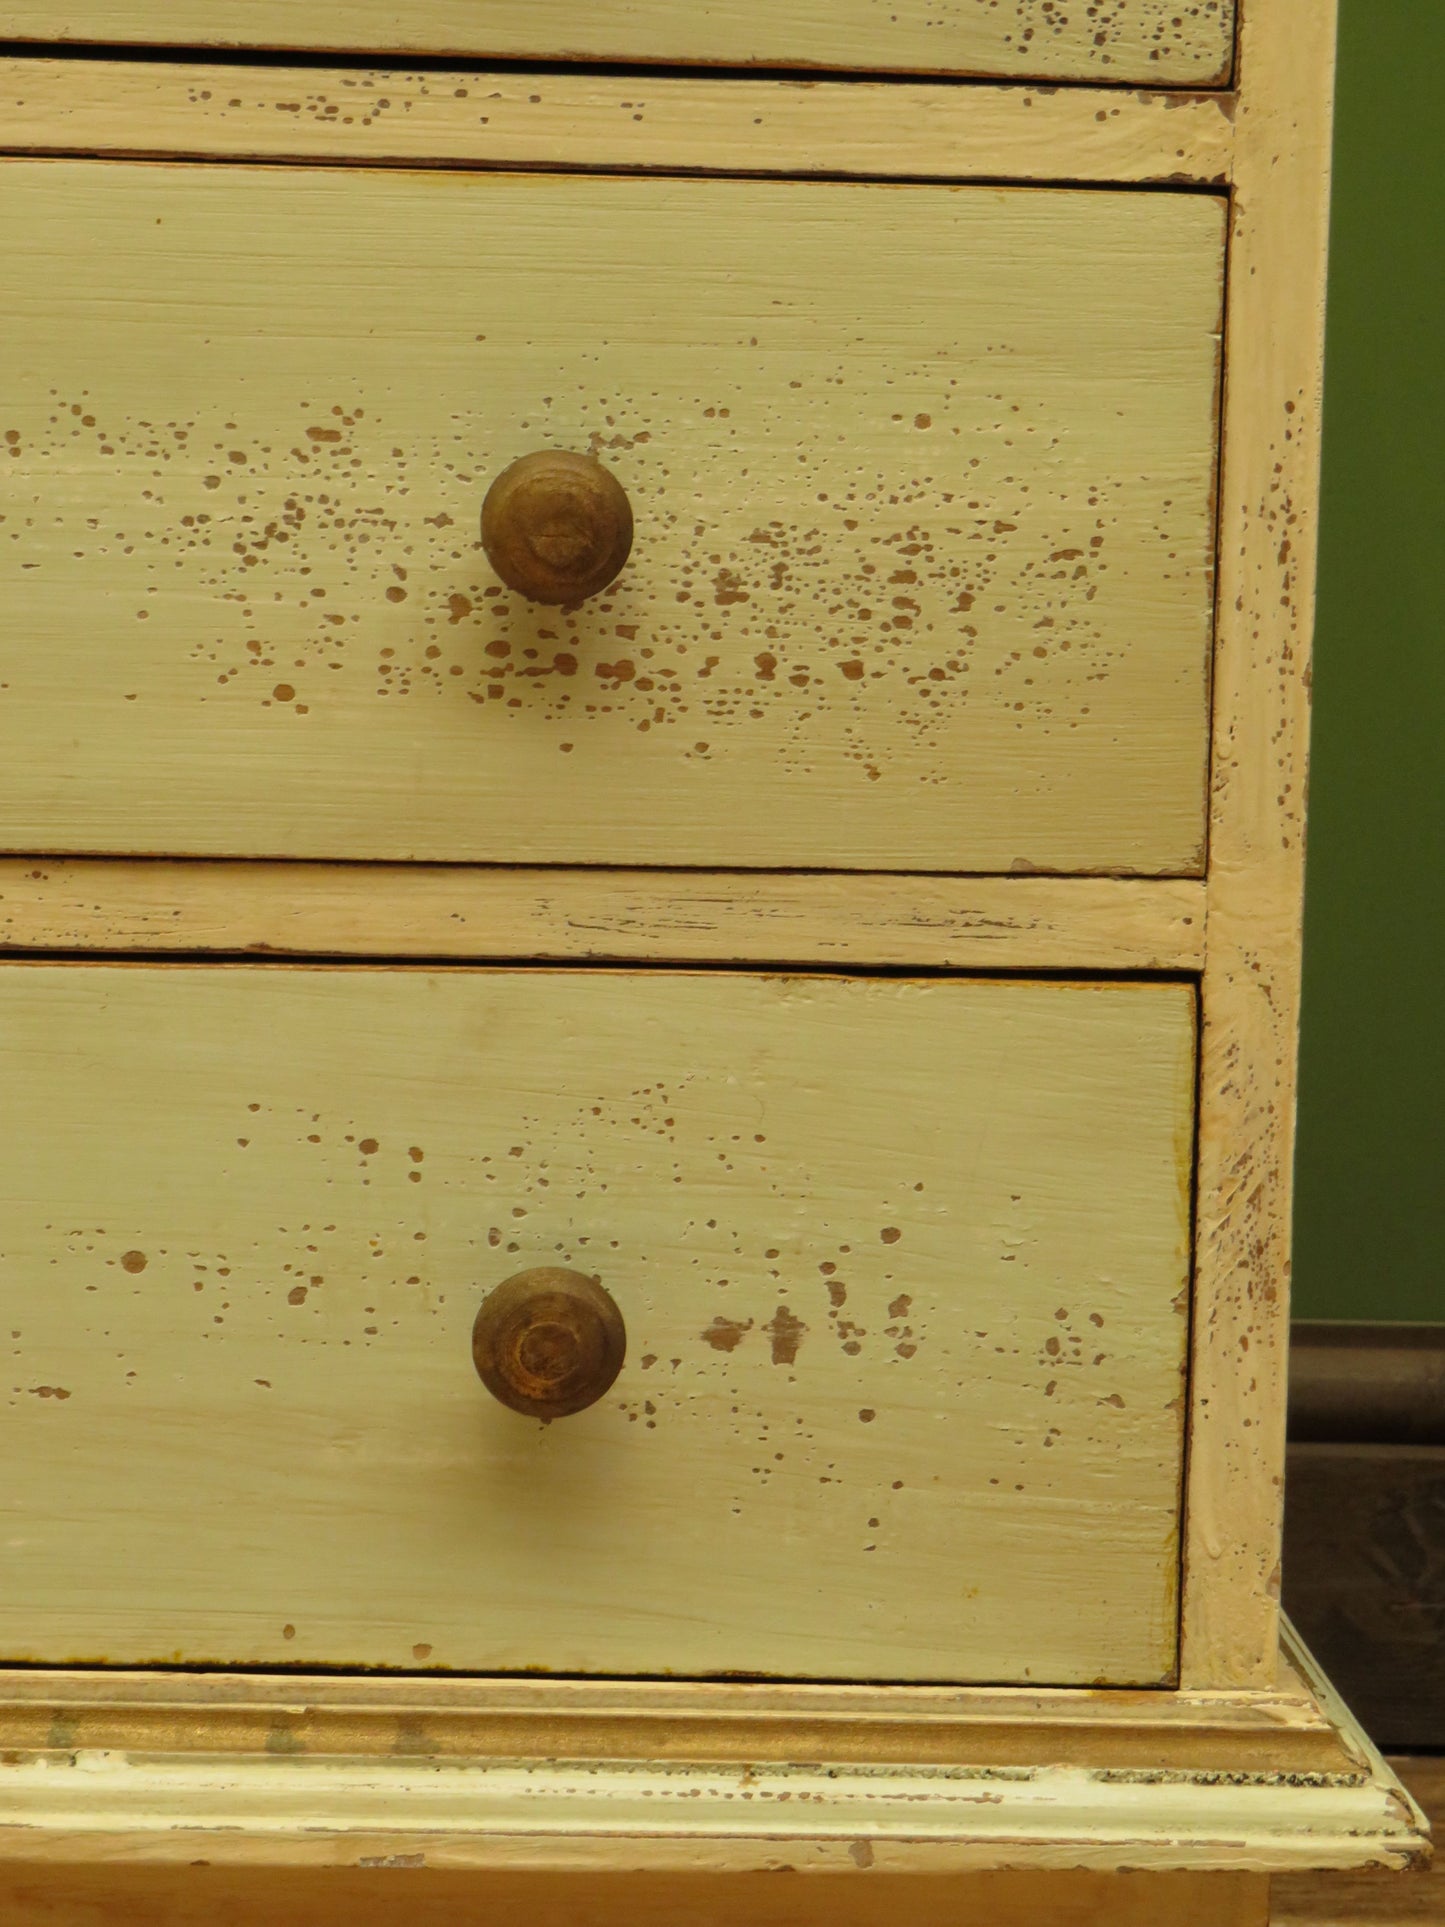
0 4 1430 1922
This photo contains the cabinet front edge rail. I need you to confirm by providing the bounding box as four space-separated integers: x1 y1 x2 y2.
0 864 1207 969
0 60 1235 184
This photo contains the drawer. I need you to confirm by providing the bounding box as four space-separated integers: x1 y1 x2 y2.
0 966 1193 1685
0 164 1224 873
3 3 1237 85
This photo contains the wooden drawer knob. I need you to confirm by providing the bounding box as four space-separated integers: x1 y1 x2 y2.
471 1267 627 1418
480 451 633 604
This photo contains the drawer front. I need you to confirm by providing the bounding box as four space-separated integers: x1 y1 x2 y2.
0 165 1223 872
4 3 1236 84
0 967 1193 1684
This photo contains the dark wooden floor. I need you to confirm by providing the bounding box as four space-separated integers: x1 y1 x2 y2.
1273 1756 1441 1923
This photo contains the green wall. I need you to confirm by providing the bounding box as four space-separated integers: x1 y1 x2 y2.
1292 1 1445 1321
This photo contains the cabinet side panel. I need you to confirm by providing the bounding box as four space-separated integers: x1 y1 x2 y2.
1183 0 1339 1686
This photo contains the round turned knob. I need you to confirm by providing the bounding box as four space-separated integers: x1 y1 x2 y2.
480 451 633 605
471 1267 626 1418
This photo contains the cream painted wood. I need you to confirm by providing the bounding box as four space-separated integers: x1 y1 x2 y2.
0 164 1224 872
1180 0 1339 1687
0 967 1193 1684
0 1688 1422 1880
0 60 1238 185
0 1 1237 84
0 1625 1424 1883
0 1865 1273 1927
0 862 1207 970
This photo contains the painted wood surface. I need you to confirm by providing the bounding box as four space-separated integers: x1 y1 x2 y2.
0 1625 1426 1881
0 1714 1421 1876
0 968 1193 1683
0 59 1238 185
0 1656 1356 1774
0 862 1207 969
1181 0 1338 1687
0 1 1237 84
0 164 1223 871
0 1865 1271 1927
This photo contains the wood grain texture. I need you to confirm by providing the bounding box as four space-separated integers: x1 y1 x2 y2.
0 1729 1420 1875
0 59 1238 184
0 1629 1423 1883
0 163 1223 872
479 451 635 607
0 1656 1356 1773
0 1 1237 84
1180 0 1338 1687
0 967 1193 1684
0 1865 1271 1927
0 862 1207 968
471 1267 629 1418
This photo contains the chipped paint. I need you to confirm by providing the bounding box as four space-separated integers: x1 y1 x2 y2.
1 2 1237 84
0 167 1221 869
1183 0 1338 1689
0 1696 1426 1880
0 968 1191 1684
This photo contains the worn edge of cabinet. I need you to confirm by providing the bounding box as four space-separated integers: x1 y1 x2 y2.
0 59 1236 183
0 1644 1355 1776
0 1628 1424 1875
1178 0 1337 1689
0 863 1206 970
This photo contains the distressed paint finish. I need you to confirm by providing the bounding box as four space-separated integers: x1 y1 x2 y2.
0 1651 1425 1877
0 968 1193 1683
0 862 1208 969
0 165 1223 871
0 1629 1426 1886
1181 0 1339 1686
0 1 1237 84
0 60 1238 185
0 1654 1358 1773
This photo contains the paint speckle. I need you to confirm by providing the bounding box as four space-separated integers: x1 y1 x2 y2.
763 1303 807 1366
702 1315 753 1353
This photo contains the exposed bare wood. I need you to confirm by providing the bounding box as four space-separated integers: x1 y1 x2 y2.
0 2 1238 86
0 1625 1422 1882
0 1644 1354 1775
0 1735 1419 1878
1180 0 1338 1688
0 60 1237 184
0 863 1207 969
0 1865 1272 1927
